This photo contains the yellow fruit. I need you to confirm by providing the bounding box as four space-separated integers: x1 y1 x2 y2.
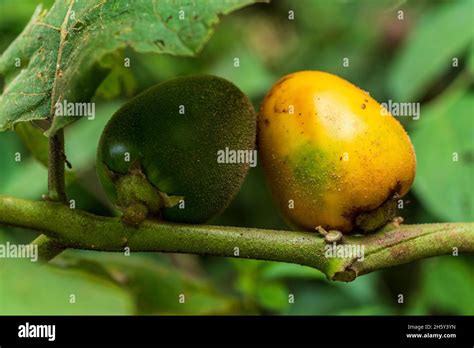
258 71 416 233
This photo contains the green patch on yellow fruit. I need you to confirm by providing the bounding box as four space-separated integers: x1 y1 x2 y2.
287 143 338 194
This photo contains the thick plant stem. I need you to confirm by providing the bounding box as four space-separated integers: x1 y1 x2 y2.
0 196 473 281
47 129 67 203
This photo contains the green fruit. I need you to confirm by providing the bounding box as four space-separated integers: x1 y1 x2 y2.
97 75 256 224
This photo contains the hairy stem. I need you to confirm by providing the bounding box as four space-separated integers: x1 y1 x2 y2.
44 115 67 259
47 129 67 202
0 196 472 281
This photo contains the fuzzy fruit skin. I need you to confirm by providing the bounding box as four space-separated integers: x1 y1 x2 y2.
258 71 416 233
97 75 256 223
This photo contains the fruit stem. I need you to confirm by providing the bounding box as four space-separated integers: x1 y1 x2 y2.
112 165 183 226
355 194 399 233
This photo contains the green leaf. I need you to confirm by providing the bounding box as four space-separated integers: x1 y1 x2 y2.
230 258 267 296
65 101 122 171
412 256 474 315
0 258 134 315
468 41 474 75
0 131 22 186
14 121 81 185
14 122 49 167
230 259 326 313
388 0 474 101
412 89 474 221
207 44 276 99
14 102 120 179
94 52 137 99
0 0 263 135
334 305 396 316
0 131 47 200
255 281 290 312
56 251 237 315
284 273 384 315
7 102 120 204
1 159 47 199
260 262 326 281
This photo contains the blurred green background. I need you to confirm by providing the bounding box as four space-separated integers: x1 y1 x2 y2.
0 0 473 315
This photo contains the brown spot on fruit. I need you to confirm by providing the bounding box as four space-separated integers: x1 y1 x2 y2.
274 74 293 89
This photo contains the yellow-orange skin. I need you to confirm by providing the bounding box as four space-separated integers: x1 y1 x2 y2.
258 71 416 233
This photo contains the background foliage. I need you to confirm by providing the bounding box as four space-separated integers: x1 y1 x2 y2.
0 0 473 315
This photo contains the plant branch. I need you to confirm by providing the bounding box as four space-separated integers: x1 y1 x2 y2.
0 196 472 281
30 234 65 262
44 94 68 258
